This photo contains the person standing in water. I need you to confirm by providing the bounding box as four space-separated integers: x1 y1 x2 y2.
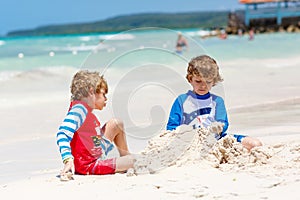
249 28 255 40
175 32 188 54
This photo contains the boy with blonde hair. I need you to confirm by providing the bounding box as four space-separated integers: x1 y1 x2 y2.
167 55 262 150
56 70 134 180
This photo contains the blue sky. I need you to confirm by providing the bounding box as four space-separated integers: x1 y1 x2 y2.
0 0 244 35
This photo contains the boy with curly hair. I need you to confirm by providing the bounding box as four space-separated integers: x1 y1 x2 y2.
167 55 262 150
56 70 135 180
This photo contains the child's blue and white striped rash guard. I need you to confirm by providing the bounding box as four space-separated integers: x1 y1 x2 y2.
56 103 87 161
166 90 229 134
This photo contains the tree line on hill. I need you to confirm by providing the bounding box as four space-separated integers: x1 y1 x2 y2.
7 11 233 37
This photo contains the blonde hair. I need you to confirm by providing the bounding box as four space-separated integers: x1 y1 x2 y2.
186 55 223 86
70 70 108 101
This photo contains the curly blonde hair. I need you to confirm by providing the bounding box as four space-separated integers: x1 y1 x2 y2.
186 55 223 86
70 70 108 101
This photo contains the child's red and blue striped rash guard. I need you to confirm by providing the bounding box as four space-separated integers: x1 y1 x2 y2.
56 101 115 174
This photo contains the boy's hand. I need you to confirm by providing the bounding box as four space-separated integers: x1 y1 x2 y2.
209 122 224 135
60 158 74 181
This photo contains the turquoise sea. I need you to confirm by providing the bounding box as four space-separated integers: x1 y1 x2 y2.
1 27 300 82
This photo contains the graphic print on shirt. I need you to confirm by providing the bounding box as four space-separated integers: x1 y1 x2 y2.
91 135 102 148
182 95 216 129
91 135 114 158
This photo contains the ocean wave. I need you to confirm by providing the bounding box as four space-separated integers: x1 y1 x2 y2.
99 33 135 41
79 34 135 42
0 71 22 82
50 45 100 52
0 66 77 82
228 97 300 113
185 30 216 37
221 55 300 68
0 40 5 46
79 36 92 42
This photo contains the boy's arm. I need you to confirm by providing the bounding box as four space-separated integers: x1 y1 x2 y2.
56 104 87 163
166 98 183 131
214 97 229 133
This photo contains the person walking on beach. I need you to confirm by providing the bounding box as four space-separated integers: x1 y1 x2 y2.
166 55 262 150
175 32 188 54
56 70 135 180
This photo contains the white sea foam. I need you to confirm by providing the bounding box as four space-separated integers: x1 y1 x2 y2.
50 45 100 52
79 36 92 41
263 57 300 68
0 71 22 81
36 66 78 76
185 30 215 37
221 55 300 68
0 40 5 46
99 33 135 41
0 66 77 82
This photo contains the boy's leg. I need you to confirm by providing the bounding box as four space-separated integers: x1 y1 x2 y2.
241 136 262 151
103 118 130 156
232 134 262 151
115 155 135 172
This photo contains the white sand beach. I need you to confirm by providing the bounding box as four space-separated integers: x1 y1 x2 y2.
1 52 300 200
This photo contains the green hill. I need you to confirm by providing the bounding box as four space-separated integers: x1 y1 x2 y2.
7 11 232 37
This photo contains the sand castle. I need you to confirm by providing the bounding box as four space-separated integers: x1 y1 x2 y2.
132 124 276 175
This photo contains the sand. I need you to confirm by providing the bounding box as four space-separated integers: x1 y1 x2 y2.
1 55 300 199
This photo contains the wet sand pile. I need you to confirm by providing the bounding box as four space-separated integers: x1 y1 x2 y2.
133 125 276 174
